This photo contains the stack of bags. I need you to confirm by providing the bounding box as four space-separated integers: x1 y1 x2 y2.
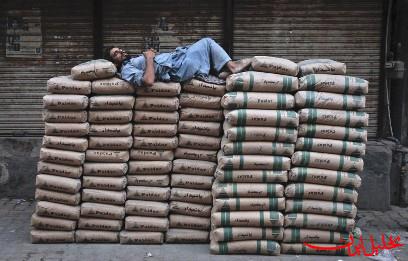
123 82 180 244
210 56 299 255
31 73 92 243
71 60 133 243
166 79 225 243
282 59 367 255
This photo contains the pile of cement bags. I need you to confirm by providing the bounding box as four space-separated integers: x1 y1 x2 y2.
210 56 299 255
282 59 367 255
124 82 180 244
166 79 225 243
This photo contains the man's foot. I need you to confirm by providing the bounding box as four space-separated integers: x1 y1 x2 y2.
227 58 252 74
218 71 231 79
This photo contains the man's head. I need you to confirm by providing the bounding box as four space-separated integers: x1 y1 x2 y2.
104 46 128 68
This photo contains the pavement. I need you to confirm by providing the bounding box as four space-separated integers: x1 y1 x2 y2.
1 197 407 261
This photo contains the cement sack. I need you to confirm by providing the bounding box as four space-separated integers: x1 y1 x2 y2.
213 183 284 198
172 159 217 176
296 137 365 157
42 136 88 152
35 189 81 206
182 78 226 97
285 199 357 218
284 213 355 232
36 174 81 194
212 211 284 227
179 93 221 109
31 213 76 231
169 201 212 217
82 189 126 205
165 229 209 243
170 188 212 204
213 197 285 212
88 136 133 150
37 161 82 179
133 111 179 124
85 150 129 163
89 96 135 110
178 121 221 137
128 161 172 174
298 59 346 76
83 162 127 177
45 122 89 137
214 169 288 183
289 167 362 188
221 92 295 110
133 124 177 137
169 214 210 230
78 218 122 231
218 155 291 170
180 107 223 122
226 71 298 92
127 186 170 201
171 174 213 190
31 230 75 243
223 142 294 156
226 126 297 142
43 94 88 110
36 201 80 220
125 216 168 232
80 202 125 220
47 75 91 95
82 176 127 191
75 230 119 243
88 110 133 124
299 74 368 95
281 243 348 255
130 149 174 161
134 96 179 112
125 200 169 217
92 77 135 94
43 110 87 123
89 123 132 137
211 227 283 242
40 148 85 166
299 108 369 127
127 174 169 187
295 91 365 110
292 151 364 172
283 228 349 243
251 56 298 76
135 82 181 97
174 148 217 162
178 134 220 150
210 240 280 255
298 124 368 142
133 136 178 150
226 109 299 127
71 59 116 80
285 183 358 203
120 231 164 244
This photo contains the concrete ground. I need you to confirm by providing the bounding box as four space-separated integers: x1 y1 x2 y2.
1 198 407 261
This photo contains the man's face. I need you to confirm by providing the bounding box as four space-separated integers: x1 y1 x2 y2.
109 47 127 65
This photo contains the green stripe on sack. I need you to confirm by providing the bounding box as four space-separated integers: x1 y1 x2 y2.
249 72 255 91
345 76 350 94
332 202 338 215
239 155 244 170
311 109 318 124
335 171 342 187
338 217 347 231
221 211 230 226
306 125 316 138
237 109 247 126
269 197 277 210
233 142 243 154
306 91 315 107
345 111 351 126
292 228 301 242
235 197 240 211
232 183 238 198
342 94 348 110
224 227 233 241
277 94 282 109
225 170 233 182
330 231 334 243
262 170 267 183
274 127 280 141
273 156 283 170
272 142 277 155
262 228 266 239
344 127 350 141
276 111 281 127
220 242 228 254
256 240 261 254
293 199 303 212
341 141 348 155
243 92 248 108
303 213 308 228
343 203 353 215
301 152 310 166
234 77 244 91
237 127 246 141
298 168 307 182
295 183 305 198
304 137 313 151
267 184 275 197
282 94 287 109
338 155 345 171
307 74 316 91
333 186 339 201
260 211 265 227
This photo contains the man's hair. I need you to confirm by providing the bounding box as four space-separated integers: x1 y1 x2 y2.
104 46 116 62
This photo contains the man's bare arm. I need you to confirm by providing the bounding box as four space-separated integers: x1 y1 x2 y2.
143 49 156 87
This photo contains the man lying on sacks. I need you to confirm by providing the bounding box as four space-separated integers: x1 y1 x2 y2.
105 37 250 87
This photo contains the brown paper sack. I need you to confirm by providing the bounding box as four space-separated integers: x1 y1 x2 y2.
78 218 122 231
130 149 174 161
127 186 170 201
178 121 221 137
42 136 88 152
71 59 116 80
81 189 126 205
174 148 217 162
171 174 213 190
36 201 80 220
36 174 81 194
120 231 164 244
226 126 297 143
75 230 119 243
134 97 179 112
133 124 177 137
289 167 361 188
281 243 348 255
221 92 295 110
296 137 365 157
83 176 127 191
211 227 283 242
85 150 129 163
291 151 364 172
45 122 89 137
179 107 223 122
298 59 346 76
226 109 299 127
89 123 132 137
125 200 169 217
35 189 81 206
125 216 168 232
218 155 291 170
88 136 133 150
31 213 76 231
89 95 135 110
47 75 91 95
285 199 357 218
179 93 221 109
212 211 284 228
284 213 355 232
170 188 212 204
43 110 88 123
133 111 179 124
213 183 284 198
298 124 368 142
283 228 350 243
165 229 209 243
182 78 226 96
251 56 298 75
40 147 85 166
213 197 285 212
169 214 210 230
83 163 127 177
298 108 369 127
226 71 298 92
169 201 212 217
172 159 217 176
295 91 365 110
91 77 135 94
299 74 368 94
214 169 288 183
31 230 75 243
80 202 125 220
43 94 88 110
210 240 280 255
178 134 221 150
223 142 294 156
285 183 358 203
127 174 169 187
135 81 180 97
37 161 82 178
88 110 133 124
133 136 178 150
128 161 172 174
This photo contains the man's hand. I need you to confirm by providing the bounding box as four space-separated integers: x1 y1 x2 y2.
142 48 156 87
143 48 156 60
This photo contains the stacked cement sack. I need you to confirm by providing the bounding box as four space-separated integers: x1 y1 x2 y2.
282 59 368 255
165 79 224 243
210 56 299 255
123 82 180 244
31 72 92 243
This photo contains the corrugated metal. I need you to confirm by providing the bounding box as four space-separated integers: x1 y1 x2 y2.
103 0 224 55
0 0 94 136
233 0 383 138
